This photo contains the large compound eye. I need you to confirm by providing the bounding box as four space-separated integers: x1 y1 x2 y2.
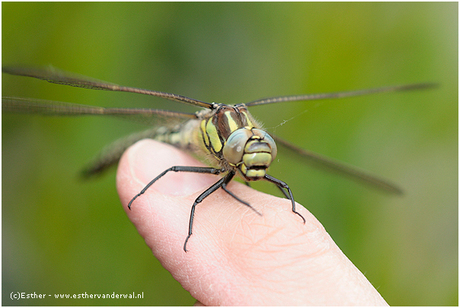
223 128 252 165
252 129 277 161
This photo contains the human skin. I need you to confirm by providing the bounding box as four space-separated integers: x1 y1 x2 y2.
116 139 388 306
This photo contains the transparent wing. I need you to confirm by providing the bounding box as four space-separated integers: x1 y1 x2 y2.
245 83 437 107
272 134 403 194
3 65 213 108
3 97 197 127
81 127 162 178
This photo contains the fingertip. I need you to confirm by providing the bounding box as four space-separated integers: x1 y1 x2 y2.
116 139 225 253
116 139 211 257
119 139 217 196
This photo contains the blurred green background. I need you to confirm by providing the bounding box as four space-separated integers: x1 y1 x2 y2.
2 2 456 306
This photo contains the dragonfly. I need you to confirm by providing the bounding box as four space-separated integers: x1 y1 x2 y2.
2 66 435 251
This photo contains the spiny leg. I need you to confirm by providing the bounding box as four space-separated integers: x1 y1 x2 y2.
183 174 232 252
264 174 306 224
276 184 291 199
221 174 262 216
184 171 264 251
128 166 224 209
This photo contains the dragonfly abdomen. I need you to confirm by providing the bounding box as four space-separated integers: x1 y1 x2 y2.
153 119 205 154
82 120 203 178
82 127 160 178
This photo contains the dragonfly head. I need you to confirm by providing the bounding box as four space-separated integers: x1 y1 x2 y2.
223 127 277 181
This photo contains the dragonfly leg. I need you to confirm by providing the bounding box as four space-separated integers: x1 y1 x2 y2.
128 165 223 210
183 174 232 252
184 171 264 251
264 174 306 224
221 176 262 216
276 184 291 199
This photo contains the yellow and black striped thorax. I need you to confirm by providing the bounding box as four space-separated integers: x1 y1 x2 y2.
200 104 254 157
200 104 278 180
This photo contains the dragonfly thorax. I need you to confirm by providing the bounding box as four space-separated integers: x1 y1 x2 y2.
198 104 277 181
